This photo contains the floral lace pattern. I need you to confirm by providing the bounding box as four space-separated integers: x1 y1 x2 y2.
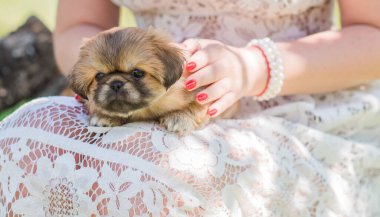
1 0 380 216
1 83 380 216
112 0 335 45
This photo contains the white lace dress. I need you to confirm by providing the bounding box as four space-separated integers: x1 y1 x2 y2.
1 0 380 216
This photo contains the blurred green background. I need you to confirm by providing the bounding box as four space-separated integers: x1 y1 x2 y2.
0 0 58 37
0 0 136 37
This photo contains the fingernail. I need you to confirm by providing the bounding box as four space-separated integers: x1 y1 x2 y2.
74 94 82 102
196 93 208 102
185 79 196 90
186 62 196 71
208 108 218 116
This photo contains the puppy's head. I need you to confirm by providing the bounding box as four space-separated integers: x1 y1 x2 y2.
68 27 184 114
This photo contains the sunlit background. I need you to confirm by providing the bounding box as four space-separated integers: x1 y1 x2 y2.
0 0 136 37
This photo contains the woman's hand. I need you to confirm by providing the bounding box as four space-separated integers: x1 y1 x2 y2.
181 39 267 117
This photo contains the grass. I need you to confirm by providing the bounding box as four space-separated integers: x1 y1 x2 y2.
0 100 29 121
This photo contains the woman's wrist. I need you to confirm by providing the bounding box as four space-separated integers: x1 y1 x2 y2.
248 38 285 101
237 46 269 97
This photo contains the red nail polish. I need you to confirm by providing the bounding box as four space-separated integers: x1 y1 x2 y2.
186 62 197 71
74 94 82 102
185 80 196 90
196 93 208 102
208 109 218 116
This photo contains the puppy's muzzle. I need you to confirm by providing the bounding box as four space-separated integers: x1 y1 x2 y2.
110 80 124 92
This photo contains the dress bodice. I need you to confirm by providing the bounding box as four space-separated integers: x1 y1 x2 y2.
111 0 335 46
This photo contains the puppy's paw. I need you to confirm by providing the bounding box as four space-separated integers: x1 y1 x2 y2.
159 112 197 136
89 115 120 127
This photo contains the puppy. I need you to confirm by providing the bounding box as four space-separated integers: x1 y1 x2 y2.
68 27 234 135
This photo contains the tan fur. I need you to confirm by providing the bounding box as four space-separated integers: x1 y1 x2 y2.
68 27 236 135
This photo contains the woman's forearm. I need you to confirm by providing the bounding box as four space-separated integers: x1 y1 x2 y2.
53 25 104 76
53 0 119 76
277 25 380 95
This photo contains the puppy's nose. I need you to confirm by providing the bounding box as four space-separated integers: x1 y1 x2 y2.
110 80 124 92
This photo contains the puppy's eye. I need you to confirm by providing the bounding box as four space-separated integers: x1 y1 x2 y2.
95 72 105 81
131 68 145 79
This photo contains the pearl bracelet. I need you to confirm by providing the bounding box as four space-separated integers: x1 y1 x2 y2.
247 38 285 101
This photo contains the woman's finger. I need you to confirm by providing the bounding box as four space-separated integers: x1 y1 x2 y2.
207 92 237 117
185 44 224 73
184 62 226 91
181 38 201 55
196 39 223 48
182 38 222 53
195 78 232 105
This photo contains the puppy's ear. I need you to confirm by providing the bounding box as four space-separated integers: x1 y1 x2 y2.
67 65 89 100
66 37 98 100
149 29 184 89
159 45 184 89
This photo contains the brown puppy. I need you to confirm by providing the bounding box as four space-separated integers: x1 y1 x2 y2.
68 27 215 135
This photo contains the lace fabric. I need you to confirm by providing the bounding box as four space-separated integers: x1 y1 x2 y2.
1 87 380 216
1 0 380 216
112 0 335 45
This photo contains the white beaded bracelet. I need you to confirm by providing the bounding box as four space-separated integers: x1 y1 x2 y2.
247 38 285 101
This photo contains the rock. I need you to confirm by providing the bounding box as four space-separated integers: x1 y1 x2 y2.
0 16 67 111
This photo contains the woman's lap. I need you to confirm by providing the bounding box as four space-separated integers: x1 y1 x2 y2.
1 94 380 216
